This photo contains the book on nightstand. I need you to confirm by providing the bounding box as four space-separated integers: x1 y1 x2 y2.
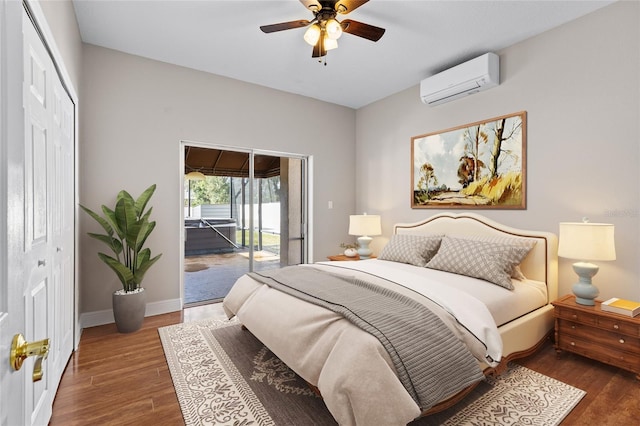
601 297 640 317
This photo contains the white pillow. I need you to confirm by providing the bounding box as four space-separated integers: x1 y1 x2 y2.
378 234 443 267
426 236 534 290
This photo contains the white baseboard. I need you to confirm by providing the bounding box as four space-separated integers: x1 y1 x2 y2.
79 298 182 330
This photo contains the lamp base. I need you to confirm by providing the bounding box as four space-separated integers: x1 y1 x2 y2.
571 261 600 306
357 236 373 259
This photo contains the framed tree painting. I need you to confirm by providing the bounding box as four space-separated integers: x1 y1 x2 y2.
411 111 526 209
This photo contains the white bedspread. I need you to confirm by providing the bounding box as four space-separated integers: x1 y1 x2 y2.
314 260 503 364
223 260 507 425
320 259 549 326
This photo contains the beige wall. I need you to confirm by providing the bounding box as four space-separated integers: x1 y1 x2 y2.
79 45 356 314
356 1 640 301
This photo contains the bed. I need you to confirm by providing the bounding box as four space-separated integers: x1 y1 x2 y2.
223 212 558 425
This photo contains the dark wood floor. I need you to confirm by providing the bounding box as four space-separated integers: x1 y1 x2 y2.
50 305 640 425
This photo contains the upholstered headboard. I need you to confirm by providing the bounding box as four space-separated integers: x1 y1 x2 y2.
393 212 558 303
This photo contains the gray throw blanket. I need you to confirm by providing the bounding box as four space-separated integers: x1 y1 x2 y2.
249 265 484 411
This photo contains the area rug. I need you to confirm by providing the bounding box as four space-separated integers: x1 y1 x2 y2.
159 319 586 426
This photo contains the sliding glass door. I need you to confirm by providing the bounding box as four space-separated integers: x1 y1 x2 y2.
182 144 308 306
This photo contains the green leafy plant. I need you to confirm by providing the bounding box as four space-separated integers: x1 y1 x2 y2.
80 184 162 293
340 242 358 250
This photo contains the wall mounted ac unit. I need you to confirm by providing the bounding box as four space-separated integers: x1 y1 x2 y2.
420 52 499 106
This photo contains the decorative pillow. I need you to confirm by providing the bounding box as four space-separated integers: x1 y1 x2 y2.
378 234 443 267
425 236 535 290
458 235 537 280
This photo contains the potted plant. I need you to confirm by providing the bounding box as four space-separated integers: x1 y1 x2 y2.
80 184 162 333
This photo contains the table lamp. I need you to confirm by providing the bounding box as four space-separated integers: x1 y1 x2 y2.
348 213 381 259
558 220 616 306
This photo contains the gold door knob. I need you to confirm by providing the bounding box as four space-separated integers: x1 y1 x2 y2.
10 334 50 382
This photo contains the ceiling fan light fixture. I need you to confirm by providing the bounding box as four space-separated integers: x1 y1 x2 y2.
260 0 384 61
303 24 321 46
324 36 338 51
325 18 343 40
185 171 206 181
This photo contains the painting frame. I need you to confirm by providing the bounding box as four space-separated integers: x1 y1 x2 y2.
411 111 526 209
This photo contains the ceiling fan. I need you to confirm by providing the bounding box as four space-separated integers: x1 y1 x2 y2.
260 0 385 60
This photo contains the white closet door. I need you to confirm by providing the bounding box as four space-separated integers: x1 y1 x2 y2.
21 9 74 425
49 60 74 391
1 3 74 424
49 61 75 389
23 9 54 424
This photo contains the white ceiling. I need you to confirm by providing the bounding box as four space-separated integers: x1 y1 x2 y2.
72 0 615 109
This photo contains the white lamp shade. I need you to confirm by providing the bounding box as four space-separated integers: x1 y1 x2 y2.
185 171 206 181
304 24 321 46
325 19 343 40
324 36 338 51
558 222 616 261
349 214 381 236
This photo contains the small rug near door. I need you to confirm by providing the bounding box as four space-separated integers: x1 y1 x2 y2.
184 262 209 273
237 250 280 262
159 319 586 426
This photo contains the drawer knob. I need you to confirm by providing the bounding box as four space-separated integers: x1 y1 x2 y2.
613 324 620 330
572 314 577 319
619 338 625 344
571 325 576 329
570 341 576 346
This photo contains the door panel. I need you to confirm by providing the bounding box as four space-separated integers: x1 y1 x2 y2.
281 157 305 266
23 10 54 424
25 278 51 425
0 1 26 423
0 9 76 425
49 58 74 390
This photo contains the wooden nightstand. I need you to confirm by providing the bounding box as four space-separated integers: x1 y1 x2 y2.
326 254 376 261
552 294 640 379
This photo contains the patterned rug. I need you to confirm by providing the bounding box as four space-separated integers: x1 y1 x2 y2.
159 318 586 426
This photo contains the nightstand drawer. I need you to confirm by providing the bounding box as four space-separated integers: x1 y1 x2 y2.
559 319 640 352
596 316 640 337
557 335 640 373
555 306 598 325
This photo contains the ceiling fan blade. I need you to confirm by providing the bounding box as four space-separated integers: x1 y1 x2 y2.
260 20 310 33
300 0 322 12
335 0 369 14
341 19 385 41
